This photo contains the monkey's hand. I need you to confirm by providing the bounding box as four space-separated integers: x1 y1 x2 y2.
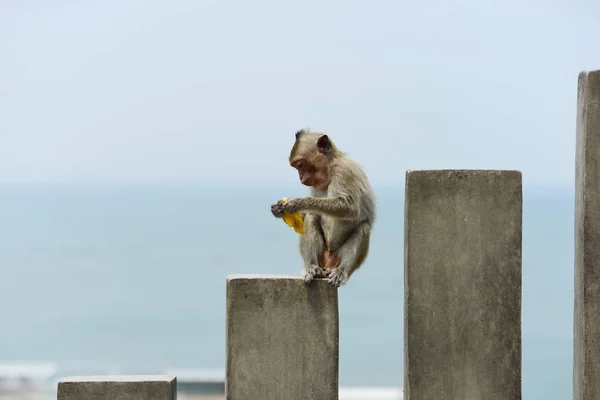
281 197 302 214
303 264 326 283
327 268 348 287
271 202 285 218
271 198 303 218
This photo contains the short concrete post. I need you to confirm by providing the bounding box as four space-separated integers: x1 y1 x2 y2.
57 375 176 400
226 275 339 400
404 170 522 400
574 69 600 400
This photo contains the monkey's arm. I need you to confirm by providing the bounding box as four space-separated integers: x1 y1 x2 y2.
285 196 358 219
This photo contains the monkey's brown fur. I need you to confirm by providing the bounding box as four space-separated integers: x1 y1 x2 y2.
271 129 376 287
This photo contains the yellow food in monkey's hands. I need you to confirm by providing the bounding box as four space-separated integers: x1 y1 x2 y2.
279 198 304 234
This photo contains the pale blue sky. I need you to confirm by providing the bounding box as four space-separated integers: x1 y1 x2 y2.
2 0 599 186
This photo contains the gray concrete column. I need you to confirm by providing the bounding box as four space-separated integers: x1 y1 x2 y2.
57 375 176 400
226 275 339 400
575 69 600 400
404 170 522 400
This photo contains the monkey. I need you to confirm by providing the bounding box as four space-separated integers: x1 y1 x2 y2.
271 129 376 287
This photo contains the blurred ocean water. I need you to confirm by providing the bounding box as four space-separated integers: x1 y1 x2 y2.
0 183 574 398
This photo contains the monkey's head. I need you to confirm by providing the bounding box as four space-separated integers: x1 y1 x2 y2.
289 129 342 191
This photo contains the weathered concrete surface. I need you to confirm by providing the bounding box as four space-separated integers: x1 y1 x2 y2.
226 274 338 400
575 69 600 400
404 170 522 400
57 375 176 400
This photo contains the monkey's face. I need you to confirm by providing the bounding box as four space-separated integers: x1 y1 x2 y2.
291 157 330 190
289 131 335 191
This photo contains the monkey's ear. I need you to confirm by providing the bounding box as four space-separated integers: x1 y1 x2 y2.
317 135 332 153
295 130 303 139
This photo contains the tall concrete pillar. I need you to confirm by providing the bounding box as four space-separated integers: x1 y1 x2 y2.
57 375 176 400
226 275 339 400
404 170 522 400
574 69 600 400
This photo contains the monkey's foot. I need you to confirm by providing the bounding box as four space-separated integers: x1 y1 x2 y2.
302 264 325 283
327 268 348 287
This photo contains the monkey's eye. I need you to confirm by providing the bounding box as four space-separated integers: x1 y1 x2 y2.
296 162 304 170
